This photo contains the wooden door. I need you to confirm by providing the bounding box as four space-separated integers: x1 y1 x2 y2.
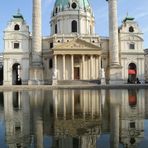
74 67 80 80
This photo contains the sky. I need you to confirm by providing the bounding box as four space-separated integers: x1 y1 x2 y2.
0 0 148 52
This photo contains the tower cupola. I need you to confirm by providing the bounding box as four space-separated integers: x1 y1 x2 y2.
50 0 95 35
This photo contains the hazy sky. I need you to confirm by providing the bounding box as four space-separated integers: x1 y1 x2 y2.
0 0 148 52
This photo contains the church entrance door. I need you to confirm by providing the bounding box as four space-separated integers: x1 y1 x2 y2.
74 67 80 80
0 65 3 85
128 63 137 84
12 63 22 85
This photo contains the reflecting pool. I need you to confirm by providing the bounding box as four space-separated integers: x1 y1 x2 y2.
0 89 148 148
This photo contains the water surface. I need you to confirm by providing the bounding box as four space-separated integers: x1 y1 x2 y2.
0 89 148 148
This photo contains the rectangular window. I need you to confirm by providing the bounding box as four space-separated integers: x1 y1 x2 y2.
50 42 53 48
129 43 135 49
49 59 53 69
130 122 135 128
14 43 19 49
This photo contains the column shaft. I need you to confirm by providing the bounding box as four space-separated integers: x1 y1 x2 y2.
98 56 101 79
108 0 119 65
63 55 65 80
90 55 93 79
54 55 57 69
71 55 74 80
82 55 85 79
32 0 42 63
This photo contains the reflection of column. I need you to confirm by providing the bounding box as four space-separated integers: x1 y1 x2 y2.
63 55 65 80
53 90 58 119
35 119 43 148
18 65 21 81
110 104 119 148
18 91 21 109
83 90 85 119
71 55 74 80
72 90 74 119
31 90 44 148
91 91 94 119
63 90 66 120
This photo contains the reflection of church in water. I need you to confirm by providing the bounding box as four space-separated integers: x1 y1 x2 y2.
1 89 146 148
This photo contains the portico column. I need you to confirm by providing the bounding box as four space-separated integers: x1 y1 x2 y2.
98 56 101 79
63 55 65 80
90 55 93 79
53 55 57 79
54 55 57 70
82 55 85 79
71 55 74 80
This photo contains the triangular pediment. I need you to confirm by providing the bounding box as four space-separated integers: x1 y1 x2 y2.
53 38 101 50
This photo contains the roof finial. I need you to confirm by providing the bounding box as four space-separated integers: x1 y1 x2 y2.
17 8 20 15
126 12 128 17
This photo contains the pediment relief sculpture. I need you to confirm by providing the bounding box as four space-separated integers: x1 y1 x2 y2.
53 38 100 50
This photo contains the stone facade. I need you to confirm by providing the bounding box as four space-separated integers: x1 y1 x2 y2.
2 0 145 85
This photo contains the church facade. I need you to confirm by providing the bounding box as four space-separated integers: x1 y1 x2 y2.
3 0 144 85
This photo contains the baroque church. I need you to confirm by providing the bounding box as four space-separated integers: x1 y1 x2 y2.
2 0 144 85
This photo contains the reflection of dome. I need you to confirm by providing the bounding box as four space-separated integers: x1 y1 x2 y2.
130 138 136 144
54 119 100 137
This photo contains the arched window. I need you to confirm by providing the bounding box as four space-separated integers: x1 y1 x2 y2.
55 7 58 13
71 20 77 33
14 24 20 31
129 26 134 32
55 24 57 34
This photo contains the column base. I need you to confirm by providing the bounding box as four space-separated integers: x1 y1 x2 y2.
109 65 123 84
3 81 12 85
28 65 44 85
101 78 106 85
52 79 57 85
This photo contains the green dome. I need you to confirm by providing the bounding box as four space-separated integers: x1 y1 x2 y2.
54 0 91 10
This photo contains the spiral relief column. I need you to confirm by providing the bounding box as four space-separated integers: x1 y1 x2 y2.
29 0 44 85
107 0 122 84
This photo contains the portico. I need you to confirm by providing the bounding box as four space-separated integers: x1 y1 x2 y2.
52 38 102 81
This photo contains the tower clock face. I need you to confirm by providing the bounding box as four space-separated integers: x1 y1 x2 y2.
72 2 77 9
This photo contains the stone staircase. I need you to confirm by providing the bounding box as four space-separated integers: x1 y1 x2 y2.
57 80 100 85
